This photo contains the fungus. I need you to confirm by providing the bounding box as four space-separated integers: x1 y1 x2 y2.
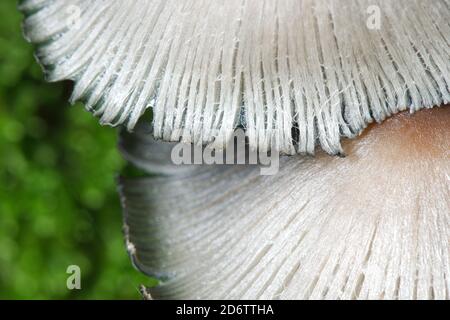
20 0 449 299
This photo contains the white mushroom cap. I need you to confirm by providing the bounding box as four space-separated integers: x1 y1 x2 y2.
21 0 449 155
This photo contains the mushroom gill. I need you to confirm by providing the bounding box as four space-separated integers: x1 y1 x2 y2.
119 107 449 299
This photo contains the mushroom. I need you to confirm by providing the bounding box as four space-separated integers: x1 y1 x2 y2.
20 0 449 299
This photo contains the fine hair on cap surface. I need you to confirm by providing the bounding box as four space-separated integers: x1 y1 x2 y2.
21 0 449 155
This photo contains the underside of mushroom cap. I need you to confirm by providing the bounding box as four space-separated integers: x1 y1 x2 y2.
20 0 450 155
119 107 450 300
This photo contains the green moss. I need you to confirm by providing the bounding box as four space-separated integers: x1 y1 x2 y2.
0 1 153 299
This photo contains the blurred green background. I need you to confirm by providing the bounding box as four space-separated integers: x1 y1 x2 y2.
0 1 153 299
